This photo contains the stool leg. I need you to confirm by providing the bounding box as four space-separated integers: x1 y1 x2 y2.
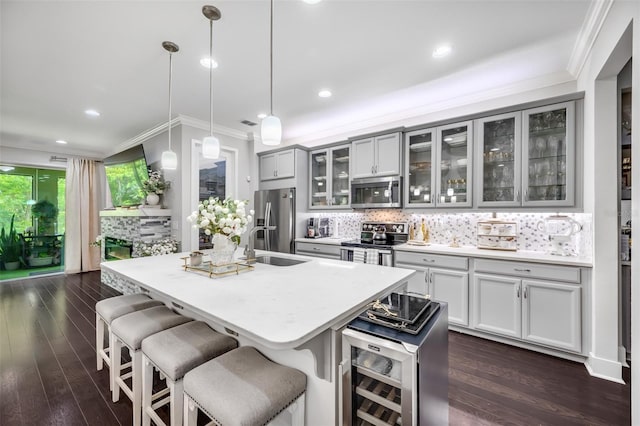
290 394 305 426
133 350 143 426
183 395 197 426
142 355 153 426
96 312 104 371
111 336 122 402
170 379 183 426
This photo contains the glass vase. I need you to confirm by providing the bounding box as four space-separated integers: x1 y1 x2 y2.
210 234 237 266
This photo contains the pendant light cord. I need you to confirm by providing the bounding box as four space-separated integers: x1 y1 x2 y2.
209 18 214 137
269 0 274 115
168 51 173 151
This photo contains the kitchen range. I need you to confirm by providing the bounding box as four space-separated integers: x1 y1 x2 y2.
340 221 409 266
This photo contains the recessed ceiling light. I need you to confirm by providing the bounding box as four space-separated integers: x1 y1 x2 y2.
0 166 15 172
56 140 67 144
318 89 332 98
200 57 218 68
432 45 452 58
257 113 267 119
303 0 322 4
85 109 100 117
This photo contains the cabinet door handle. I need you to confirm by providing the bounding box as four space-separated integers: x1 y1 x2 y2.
430 272 434 283
424 272 429 283
516 190 521 202
514 268 531 272
423 258 436 263
525 189 529 201
524 287 528 299
516 286 520 298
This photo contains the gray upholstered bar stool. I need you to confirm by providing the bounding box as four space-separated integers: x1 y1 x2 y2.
140 321 238 426
183 346 307 426
95 294 165 377
111 305 192 426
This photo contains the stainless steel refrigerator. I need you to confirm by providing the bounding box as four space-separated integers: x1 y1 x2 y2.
254 188 296 254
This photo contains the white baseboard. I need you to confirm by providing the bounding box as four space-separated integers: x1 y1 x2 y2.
585 352 625 383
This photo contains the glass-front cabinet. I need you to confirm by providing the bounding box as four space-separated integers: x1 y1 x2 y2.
309 144 351 209
435 121 473 207
522 101 575 207
476 112 522 207
405 128 436 207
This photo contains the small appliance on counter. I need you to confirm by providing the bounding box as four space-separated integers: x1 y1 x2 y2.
477 220 518 251
537 214 582 256
306 216 330 238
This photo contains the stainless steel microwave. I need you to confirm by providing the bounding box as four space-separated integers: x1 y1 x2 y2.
350 176 402 209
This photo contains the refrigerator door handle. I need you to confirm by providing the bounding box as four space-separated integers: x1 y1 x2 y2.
265 201 272 251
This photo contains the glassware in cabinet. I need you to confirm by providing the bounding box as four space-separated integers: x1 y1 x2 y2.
476 112 521 207
436 121 472 207
309 145 351 209
404 128 435 207
522 101 575 206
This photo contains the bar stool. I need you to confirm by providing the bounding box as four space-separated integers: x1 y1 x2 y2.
95 294 165 375
183 346 307 426
111 305 192 426
141 321 238 426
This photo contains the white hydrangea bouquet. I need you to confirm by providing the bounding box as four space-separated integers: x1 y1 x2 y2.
133 238 179 257
187 197 253 246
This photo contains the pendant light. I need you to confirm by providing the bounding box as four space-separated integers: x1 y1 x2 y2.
161 41 179 170
202 5 221 159
261 0 282 146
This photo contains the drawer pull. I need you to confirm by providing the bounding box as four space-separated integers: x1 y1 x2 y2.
423 258 436 263
139 286 150 294
514 268 531 272
313 247 320 251
171 301 184 310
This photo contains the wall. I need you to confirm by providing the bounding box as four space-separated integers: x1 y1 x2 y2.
0 146 73 170
575 0 635 385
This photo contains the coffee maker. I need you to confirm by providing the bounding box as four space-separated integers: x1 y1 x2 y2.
307 217 330 238
307 216 320 238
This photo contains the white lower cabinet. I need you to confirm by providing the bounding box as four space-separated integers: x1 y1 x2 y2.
395 251 469 327
472 273 581 353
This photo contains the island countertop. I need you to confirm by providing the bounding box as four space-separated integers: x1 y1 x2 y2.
101 250 415 350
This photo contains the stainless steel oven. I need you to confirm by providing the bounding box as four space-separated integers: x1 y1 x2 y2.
340 222 408 266
340 297 448 426
351 176 402 209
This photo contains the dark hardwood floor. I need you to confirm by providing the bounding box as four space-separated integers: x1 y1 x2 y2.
0 272 631 425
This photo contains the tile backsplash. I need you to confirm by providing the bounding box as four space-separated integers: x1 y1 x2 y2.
302 211 592 258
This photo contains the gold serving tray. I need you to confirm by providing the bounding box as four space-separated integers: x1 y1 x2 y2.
180 257 255 278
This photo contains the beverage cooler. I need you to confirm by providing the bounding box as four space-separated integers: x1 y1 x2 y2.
340 296 448 426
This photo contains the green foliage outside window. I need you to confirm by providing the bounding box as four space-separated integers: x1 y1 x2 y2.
0 174 33 233
105 158 148 206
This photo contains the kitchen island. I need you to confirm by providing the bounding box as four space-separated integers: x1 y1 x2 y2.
101 250 416 425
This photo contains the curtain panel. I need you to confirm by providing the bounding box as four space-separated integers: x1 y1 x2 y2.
65 158 104 273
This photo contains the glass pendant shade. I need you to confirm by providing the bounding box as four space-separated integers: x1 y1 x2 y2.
261 115 282 146
202 135 220 159
161 150 178 170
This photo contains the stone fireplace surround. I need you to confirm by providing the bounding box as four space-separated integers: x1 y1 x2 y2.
100 208 172 293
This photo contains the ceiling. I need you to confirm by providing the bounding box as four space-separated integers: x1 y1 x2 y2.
1 0 593 159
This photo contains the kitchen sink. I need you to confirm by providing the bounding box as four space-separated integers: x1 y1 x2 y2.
254 255 308 267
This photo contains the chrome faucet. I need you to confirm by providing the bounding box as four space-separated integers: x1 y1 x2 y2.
244 225 277 262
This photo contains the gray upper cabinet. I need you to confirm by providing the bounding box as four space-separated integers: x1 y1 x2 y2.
405 128 436 208
309 144 351 209
351 132 401 178
435 121 473 208
259 149 295 181
522 101 575 207
475 112 522 207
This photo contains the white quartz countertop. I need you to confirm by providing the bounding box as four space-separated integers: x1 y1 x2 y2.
395 243 593 267
295 237 352 245
101 250 415 349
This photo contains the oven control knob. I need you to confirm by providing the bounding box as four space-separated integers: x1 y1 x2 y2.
392 225 397 231
397 225 403 232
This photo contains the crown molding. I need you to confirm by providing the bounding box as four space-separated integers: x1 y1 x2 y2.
567 0 614 78
109 115 249 156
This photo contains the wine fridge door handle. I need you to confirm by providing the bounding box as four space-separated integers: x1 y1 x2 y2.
338 361 344 425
